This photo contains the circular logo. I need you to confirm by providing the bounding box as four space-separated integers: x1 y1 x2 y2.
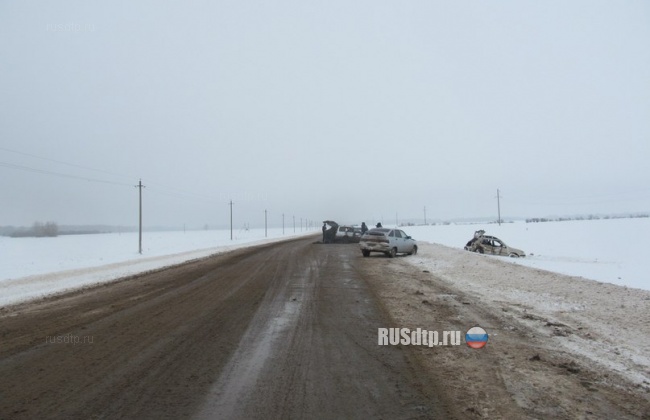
465 326 488 349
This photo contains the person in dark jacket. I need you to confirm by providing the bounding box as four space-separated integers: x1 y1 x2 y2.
361 222 368 235
376 222 382 228
322 223 327 243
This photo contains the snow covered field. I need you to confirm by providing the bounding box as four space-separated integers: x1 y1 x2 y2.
403 217 649 291
1 217 647 307
0 228 314 306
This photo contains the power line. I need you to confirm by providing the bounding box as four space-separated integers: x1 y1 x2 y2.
144 186 224 205
0 147 231 205
0 161 133 187
0 147 272 228
0 146 134 181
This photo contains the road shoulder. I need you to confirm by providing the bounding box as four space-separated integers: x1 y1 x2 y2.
360 242 650 419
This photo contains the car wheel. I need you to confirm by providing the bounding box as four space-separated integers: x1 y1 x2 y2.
388 247 397 258
408 245 418 255
475 247 484 254
509 252 519 258
362 249 370 257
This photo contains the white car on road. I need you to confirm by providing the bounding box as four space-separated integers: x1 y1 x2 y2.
359 228 418 258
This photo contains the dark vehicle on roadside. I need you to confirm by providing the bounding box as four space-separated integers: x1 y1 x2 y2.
359 228 417 258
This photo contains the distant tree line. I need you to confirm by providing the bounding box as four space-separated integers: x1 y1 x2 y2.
9 221 59 237
526 214 649 223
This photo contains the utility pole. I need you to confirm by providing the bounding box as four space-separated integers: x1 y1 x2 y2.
300 217 303 232
264 209 267 237
135 179 145 254
229 200 233 240
424 206 427 225
496 188 502 226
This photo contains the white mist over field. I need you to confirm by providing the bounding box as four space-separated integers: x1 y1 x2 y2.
1 2 649 227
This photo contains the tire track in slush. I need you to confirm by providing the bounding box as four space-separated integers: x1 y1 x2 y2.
195 243 448 419
195 238 319 418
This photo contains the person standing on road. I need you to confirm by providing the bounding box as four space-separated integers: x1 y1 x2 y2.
361 222 368 235
322 222 327 243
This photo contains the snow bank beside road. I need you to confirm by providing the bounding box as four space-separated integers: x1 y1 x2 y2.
402 217 649 291
0 228 314 307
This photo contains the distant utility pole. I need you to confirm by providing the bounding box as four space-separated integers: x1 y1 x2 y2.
135 179 145 254
229 200 234 240
395 212 398 227
424 206 427 225
300 217 303 232
496 188 502 226
264 209 268 237
293 215 296 233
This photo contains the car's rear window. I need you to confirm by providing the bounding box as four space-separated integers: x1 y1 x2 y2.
367 229 389 235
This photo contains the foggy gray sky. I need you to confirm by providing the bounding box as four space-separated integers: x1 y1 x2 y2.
1 1 649 229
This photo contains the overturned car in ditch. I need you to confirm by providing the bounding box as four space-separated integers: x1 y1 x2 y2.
464 230 526 258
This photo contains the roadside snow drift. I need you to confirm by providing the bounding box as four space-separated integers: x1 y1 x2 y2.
0 228 314 306
403 217 649 291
